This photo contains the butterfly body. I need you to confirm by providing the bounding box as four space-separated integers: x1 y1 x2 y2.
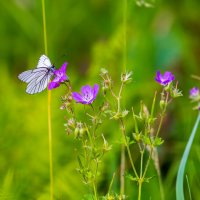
18 55 55 94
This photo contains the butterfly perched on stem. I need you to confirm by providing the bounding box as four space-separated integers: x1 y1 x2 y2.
18 55 56 94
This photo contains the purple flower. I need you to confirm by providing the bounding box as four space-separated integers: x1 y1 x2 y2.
155 71 175 86
189 87 199 98
72 84 99 104
48 62 68 90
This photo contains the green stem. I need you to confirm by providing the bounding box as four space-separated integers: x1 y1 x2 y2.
42 1 53 199
156 92 169 137
85 123 99 199
117 81 125 195
93 181 98 200
120 119 139 179
108 173 116 195
85 124 93 149
119 0 127 194
138 149 144 200
93 160 99 200
120 144 125 195
132 108 139 134
156 113 164 138
150 91 157 118
140 151 144 178
137 147 153 200
117 82 124 113
142 147 153 179
123 0 127 72
138 180 142 200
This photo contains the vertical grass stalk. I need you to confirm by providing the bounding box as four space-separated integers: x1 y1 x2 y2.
42 0 54 199
42 0 48 55
123 0 127 72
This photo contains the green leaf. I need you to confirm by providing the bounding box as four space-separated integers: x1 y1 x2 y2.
176 112 200 200
143 176 155 183
153 137 164 146
142 135 151 145
125 173 138 182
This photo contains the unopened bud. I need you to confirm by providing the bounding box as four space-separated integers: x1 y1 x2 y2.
159 100 166 110
100 68 108 75
79 128 85 136
74 128 79 137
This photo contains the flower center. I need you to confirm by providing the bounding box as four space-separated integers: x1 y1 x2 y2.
160 76 167 82
83 91 93 102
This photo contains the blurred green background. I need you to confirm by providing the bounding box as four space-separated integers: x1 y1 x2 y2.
0 0 200 199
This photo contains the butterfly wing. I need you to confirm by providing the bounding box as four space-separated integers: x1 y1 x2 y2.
18 70 35 83
25 68 53 94
37 55 52 68
18 55 54 94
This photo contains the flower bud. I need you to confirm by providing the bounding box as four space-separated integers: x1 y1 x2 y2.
74 128 80 137
68 118 75 128
133 133 141 142
159 100 166 110
139 102 149 120
68 95 73 102
104 79 112 88
100 68 108 75
121 71 133 84
79 128 85 136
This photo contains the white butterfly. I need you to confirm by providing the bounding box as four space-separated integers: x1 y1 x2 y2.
18 55 55 94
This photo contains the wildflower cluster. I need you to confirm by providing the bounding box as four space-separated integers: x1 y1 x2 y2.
48 64 182 199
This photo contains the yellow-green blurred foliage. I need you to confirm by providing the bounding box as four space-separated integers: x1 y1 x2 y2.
0 0 200 199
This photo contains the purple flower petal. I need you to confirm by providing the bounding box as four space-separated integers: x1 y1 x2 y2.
81 85 92 94
72 92 84 103
190 87 199 98
93 84 99 98
72 84 99 105
155 71 161 82
155 70 175 86
48 81 60 90
48 62 68 90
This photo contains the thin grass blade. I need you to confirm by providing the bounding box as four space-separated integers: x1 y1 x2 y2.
176 112 200 200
